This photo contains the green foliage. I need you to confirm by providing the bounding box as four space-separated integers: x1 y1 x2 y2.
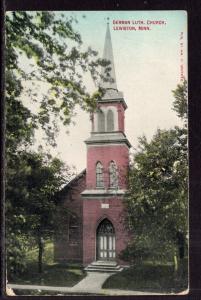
25 241 54 265
103 260 188 293
172 79 187 121
5 11 109 277
6 150 72 275
6 11 109 146
6 234 28 277
9 240 86 287
121 233 177 264
123 81 188 263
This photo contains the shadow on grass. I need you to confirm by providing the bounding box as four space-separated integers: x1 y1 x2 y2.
102 260 188 294
9 262 86 287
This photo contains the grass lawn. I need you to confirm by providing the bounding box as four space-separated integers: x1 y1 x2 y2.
9 241 86 288
12 262 86 287
102 260 188 293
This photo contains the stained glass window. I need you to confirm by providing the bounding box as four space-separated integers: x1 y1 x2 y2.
96 162 104 188
109 161 118 188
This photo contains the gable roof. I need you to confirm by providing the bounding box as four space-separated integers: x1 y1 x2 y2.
60 169 86 194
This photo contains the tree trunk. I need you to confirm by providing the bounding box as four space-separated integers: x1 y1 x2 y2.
38 236 43 273
176 231 185 259
173 253 178 272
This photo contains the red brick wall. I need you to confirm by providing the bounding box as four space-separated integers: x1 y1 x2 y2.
54 173 86 263
54 99 130 266
82 196 130 266
86 144 129 190
84 99 130 266
117 103 125 132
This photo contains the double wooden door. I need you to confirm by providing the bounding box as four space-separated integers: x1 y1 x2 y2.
97 219 115 261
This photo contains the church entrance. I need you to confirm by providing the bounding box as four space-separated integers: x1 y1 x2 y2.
96 219 115 261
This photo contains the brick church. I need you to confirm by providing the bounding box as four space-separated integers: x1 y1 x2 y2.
54 23 132 269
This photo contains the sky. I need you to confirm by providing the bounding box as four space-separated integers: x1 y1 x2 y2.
23 11 188 173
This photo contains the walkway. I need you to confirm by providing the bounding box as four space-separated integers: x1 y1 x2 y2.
72 272 112 293
8 272 164 295
8 272 111 295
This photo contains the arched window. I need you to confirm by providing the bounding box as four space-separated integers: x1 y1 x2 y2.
69 214 79 244
97 218 115 235
109 161 118 188
107 109 114 131
96 162 104 188
98 110 105 132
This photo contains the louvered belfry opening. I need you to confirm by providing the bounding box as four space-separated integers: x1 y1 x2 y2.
107 109 114 132
97 110 105 132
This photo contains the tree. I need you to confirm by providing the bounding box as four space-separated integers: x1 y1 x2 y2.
123 80 188 268
5 12 110 276
6 150 73 275
6 11 109 148
172 79 187 121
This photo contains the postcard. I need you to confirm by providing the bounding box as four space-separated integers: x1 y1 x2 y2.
5 10 188 296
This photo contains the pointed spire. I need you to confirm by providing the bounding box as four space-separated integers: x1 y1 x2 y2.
101 21 117 90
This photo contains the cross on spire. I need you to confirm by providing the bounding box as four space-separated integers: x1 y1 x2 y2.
101 22 117 90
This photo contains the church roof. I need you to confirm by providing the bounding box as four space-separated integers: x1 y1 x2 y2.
100 22 117 90
99 22 127 106
59 169 86 195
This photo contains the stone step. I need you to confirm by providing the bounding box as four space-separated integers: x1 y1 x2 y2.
91 260 118 266
85 267 123 273
84 261 123 273
86 265 121 270
89 264 121 270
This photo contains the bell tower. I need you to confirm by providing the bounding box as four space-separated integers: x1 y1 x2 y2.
82 22 131 266
84 22 131 192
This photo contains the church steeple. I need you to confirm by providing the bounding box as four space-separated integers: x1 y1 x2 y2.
101 22 117 90
84 21 131 152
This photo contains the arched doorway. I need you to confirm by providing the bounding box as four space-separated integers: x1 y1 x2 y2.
96 218 115 261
